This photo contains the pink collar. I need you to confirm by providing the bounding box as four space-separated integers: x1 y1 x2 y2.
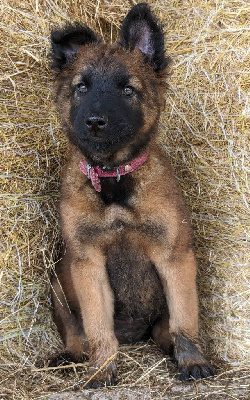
79 152 148 192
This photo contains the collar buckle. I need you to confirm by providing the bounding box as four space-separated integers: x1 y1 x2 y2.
116 167 120 182
86 164 92 179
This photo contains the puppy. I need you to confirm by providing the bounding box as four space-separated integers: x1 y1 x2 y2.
49 2 214 388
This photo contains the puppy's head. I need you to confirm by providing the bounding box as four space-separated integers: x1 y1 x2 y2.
51 3 169 167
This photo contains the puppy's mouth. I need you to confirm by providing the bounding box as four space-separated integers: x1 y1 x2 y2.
88 136 113 143
80 135 118 154
74 127 135 155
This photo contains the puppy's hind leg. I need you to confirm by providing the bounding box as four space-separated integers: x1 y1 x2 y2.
48 274 88 367
152 312 173 355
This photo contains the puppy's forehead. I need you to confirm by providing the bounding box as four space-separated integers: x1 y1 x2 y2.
72 64 128 83
74 44 140 72
73 44 117 69
72 43 144 84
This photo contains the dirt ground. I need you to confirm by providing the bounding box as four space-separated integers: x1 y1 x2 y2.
45 371 250 400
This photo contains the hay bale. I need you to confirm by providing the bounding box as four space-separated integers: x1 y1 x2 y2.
0 0 249 398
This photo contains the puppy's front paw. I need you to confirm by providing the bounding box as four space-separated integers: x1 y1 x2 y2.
81 360 117 389
178 362 215 381
174 333 215 381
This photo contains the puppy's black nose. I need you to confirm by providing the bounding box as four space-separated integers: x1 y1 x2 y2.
85 115 108 130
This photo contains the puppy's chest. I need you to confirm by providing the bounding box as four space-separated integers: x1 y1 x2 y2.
98 175 134 206
76 175 166 243
77 205 165 244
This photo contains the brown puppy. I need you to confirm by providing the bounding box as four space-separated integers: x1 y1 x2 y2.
49 3 214 388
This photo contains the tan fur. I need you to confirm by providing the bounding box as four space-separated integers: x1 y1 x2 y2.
52 144 199 377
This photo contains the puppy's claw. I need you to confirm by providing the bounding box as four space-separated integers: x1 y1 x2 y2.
178 363 215 381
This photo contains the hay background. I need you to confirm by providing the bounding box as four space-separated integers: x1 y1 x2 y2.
0 0 249 398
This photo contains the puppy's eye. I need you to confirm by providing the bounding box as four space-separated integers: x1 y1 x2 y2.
123 86 133 96
77 83 88 93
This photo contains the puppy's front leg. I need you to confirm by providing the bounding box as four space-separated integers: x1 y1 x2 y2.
152 248 214 380
71 246 118 388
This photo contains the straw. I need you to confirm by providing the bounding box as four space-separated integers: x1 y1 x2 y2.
0 0 249 398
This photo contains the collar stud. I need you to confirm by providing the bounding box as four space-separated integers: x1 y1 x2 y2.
124 164 131 172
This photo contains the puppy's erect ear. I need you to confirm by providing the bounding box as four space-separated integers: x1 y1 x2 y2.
119 3 168 72
50 23 99 70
